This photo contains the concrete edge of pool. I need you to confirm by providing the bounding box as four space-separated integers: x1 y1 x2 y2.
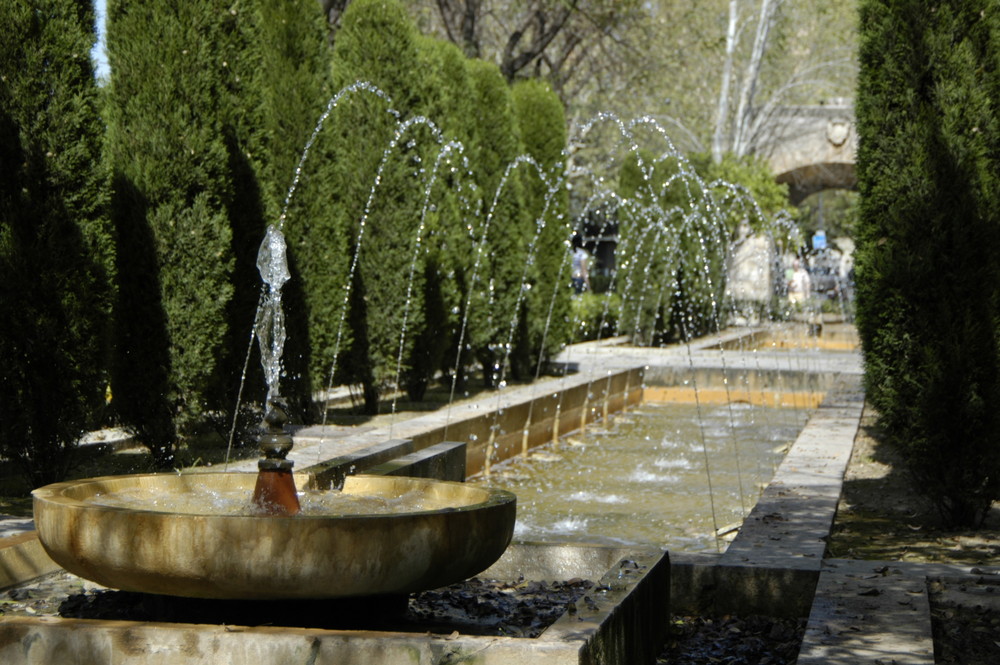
0 327 944 664
0 543 672 665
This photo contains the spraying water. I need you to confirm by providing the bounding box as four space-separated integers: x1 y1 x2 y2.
255 225 291 406
214 80 825 546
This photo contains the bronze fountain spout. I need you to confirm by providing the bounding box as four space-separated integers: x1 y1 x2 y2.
252 398 300 515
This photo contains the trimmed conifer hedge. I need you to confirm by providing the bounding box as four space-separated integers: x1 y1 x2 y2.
105 0 258 463
465 58 530 387
3 0 580 474
855 0 1000 526
0 0 114 485
325 0 435 413
512 78 573 377
408 36 477 400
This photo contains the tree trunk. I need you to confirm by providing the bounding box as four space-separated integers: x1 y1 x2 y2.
436 0 481 58
733 0 778 157
361 379 380 416
712 0 739 163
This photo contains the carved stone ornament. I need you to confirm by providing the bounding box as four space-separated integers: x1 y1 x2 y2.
827 119 851 147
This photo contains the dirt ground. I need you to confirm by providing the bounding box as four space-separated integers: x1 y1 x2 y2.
829 408 1000 563
828 406 1000 665
656 615 805 665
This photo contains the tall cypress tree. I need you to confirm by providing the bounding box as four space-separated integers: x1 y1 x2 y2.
404 36 477 400
106 0 258 462
0 0 113 486
466 59 529 387
512 78 572 376
234 0 330 422
327 0 434 412
855 0 1000 526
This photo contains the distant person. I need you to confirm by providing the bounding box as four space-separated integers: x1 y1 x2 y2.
787 259 811 304
571 240 590 294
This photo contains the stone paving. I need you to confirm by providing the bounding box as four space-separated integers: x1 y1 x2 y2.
0 515 33 540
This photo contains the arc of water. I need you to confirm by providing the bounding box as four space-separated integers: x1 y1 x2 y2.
644 209 770 507
519 197 577 451
565 192 645 430
709 185 805 337
442 155 538 440
224 292 264 468
226 82 397 454
619 118 769 517
622 210 684 345
626 115 683 158
529 192 573 381
700 179 794 511
540 191 623 438
320 114 447 431
706 182 778 485
553 109 803 548
575 193 628 427
688 221 749 517
619 203 728 550
678 278 724 553
276 81 398 233
387 139 466 438
572 111 719 355
569 112 752 546
644 176 754 517
479 155 562 470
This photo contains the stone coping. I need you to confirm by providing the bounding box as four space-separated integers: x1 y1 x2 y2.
223 365 645 475
0 531 61 593
0 543 670 665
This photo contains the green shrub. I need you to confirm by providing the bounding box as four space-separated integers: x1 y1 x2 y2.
512 78 572 375
615 150 790 345
570 293 622 342
465 59 529 387
0 0 114 485
409 36 478 398
616 151 726 344
327 0 435 412
855 0 1000 526
106 0 258 462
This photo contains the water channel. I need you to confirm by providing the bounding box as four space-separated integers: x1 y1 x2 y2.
471 401 812 552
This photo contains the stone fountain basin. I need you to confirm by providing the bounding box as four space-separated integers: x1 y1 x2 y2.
33 473 516 600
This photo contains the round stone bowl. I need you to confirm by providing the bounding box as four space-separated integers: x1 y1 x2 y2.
33 473 516 600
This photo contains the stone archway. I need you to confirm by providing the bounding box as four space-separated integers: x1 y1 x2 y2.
760 104 856 204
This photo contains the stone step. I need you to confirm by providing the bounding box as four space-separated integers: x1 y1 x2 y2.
798 560 935 665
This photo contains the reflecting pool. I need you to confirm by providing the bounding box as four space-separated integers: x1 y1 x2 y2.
471 402 811 552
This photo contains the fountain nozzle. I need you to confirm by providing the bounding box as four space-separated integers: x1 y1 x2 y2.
253 398 300 515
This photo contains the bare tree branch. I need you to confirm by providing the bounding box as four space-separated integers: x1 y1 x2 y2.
712 0 740 162
461 0 481 56
744 58 858 155
436 0 462 45
732 0 779 156
319 0 352 45
501 1 578 81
